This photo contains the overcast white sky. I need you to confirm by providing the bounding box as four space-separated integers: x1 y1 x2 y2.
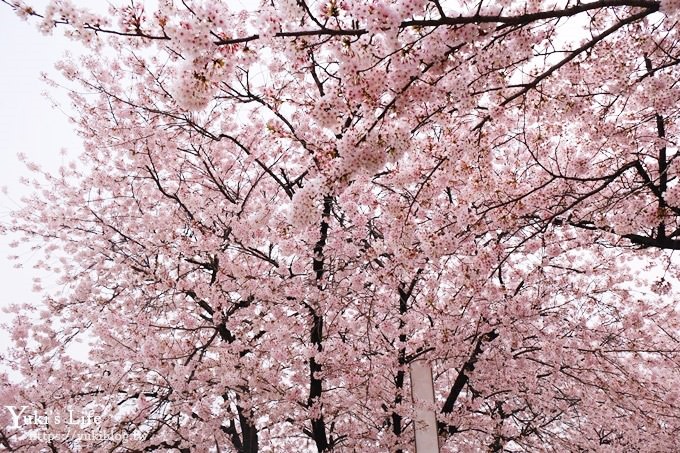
0 5 82 350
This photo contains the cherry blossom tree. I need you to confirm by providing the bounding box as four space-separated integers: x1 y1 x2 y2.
2 0 680 451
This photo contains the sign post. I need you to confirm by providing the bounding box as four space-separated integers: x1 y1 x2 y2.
410 360 440 453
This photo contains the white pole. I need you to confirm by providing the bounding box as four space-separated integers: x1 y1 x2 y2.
410 360 440 453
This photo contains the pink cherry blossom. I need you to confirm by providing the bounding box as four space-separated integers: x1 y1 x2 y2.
2 0 680 451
